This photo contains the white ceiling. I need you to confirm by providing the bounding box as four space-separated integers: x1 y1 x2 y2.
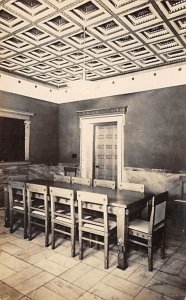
0 0 186 90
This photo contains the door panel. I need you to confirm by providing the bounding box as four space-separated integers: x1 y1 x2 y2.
94 124 117 180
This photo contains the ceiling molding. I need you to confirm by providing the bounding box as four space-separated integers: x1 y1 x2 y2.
0 63 185 104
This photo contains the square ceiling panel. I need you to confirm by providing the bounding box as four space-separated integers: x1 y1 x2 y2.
18 26 54 45
158 0 186 19
105 0 150 14
39 14 80 37
0 8 28 32
1 36 33 52
43 40 75 55
137 23 173 43
64 0 110 26
108 33 142 51
9 54 36 66
5 0 55 21
88 18 128 40
26 48 55 61
64 30 98 49
119 3 162 30
0 0 185 88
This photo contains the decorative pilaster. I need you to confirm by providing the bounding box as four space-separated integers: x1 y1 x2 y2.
24 120 31 161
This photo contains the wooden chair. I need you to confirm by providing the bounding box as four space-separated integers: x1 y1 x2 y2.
64 166 77 177
27 183 49 247
72 177 91 186
118 182 147 219
118 182 144 193
77 191 117 269
174 175 186 234
93 179 115 189
53 175 71 183
128 191 168 271
50 187 76 256
9 181 27 239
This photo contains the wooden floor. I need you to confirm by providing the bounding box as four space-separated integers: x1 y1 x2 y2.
0 209 185 300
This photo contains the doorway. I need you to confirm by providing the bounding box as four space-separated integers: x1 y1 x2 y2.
93 123 117 180
78 107 126 185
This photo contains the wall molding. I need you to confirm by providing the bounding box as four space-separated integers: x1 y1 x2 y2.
77 106 128 117
0 108 35 120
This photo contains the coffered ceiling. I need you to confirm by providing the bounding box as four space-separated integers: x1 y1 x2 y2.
0 0 186 89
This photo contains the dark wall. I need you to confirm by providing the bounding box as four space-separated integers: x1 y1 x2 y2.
0 91 58 163
58 85 186 171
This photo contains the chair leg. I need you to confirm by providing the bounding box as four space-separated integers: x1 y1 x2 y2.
79 231 83 260
95 235 100 250
51 221 55 250
23 213 27 239
71 225 75 257
104 234 109 269
28 215 32 241
148 236 153 271
89 234 93 248
161 231 165 259
45 218 49 247
10 209 13 234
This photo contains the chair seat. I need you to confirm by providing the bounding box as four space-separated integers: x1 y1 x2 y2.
14 199 23 204
56 209 66 213
66 212 91 220
66 212 78 218
129 219 149 233
13 205 24 211
83 217 116 232
32 210 45 216
55 216 76 224
54 212 91 224
38 205 45 209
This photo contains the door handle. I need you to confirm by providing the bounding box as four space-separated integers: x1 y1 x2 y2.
95 165 100 168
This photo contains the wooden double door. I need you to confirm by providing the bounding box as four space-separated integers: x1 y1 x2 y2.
93 123 117 181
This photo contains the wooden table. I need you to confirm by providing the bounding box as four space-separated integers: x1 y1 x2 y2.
4 179 152 270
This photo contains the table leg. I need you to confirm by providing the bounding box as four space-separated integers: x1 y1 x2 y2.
4 185 10 227
117 207 129 270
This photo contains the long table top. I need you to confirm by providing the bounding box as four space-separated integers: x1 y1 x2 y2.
26 179 152 209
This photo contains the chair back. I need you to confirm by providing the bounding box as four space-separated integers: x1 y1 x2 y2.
8 175 28 181
9 181 26 209
50 187 75 224
26 183 48 216
77 191 108 232
118 182 144 193
72 177 91 186
149 191 168 233
93 179 115 189
64 167 77 177
53 175 71 183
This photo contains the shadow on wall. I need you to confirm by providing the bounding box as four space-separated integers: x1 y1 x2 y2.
123 167 183 204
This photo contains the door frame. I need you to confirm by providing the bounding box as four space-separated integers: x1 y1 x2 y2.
78 108 126 185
